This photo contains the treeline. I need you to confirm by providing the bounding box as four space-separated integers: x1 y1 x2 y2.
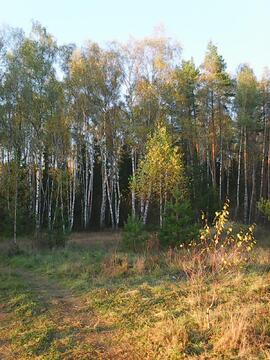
0 23 269 242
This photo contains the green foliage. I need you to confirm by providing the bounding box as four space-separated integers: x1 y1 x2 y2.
132 122 186 200
0 24 267 237
235 64 259 127
257 198 270 221
159 199 199 247
122 215 148 251
0 163 34 238
132 122 187 226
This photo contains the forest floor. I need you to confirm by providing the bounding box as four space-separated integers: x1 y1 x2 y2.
1 229 270 359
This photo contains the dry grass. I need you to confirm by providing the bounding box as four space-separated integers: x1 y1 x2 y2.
71 231 122 250
101 252 129 278
133 256 146 274
1 229 270 359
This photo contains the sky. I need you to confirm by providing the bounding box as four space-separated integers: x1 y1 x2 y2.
1 0 269 78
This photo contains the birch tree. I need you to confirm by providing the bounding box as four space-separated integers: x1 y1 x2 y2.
133 122 185 227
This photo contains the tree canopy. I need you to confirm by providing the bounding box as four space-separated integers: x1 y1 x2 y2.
0 23 269 244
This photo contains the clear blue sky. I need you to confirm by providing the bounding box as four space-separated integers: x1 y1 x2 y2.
1 0 269 77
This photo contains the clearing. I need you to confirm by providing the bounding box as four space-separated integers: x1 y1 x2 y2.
1 230 270 359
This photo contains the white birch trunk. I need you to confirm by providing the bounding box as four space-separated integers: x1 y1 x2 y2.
35 154 43 240
219 139 223 202
131 148 136 218
13 169 18 246
100 161 107 228
48 179 54 231
235 127 242 219
243 127 248 224
260 112 267 199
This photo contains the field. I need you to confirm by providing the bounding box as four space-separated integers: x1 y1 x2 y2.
1 229 270 359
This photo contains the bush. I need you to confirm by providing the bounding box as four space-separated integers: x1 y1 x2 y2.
159 200 199 248
122 215 148 251
257 198 270 221
183 200 256 276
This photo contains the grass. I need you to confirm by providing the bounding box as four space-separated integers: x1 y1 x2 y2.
1 228 270 359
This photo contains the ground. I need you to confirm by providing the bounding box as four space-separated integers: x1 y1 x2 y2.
1 229 270 359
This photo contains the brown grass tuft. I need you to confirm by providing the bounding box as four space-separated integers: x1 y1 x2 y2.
101 253 129 278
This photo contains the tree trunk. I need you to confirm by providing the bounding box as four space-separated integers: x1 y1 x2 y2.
219 138 223 202
142 190 151 225
235 127 243 219
226 155 230 197
243 127 248 224
260 109 267 199
13 168 18 246
159 178 163 228
114 166 121 229
100 165 107 228
48 178 54 231
106 174 115 229
210 90 216 188
60 179 65 233
131 148 136 218
249 161 256 223
35 154 43 241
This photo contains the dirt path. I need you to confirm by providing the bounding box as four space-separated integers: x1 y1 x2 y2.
0 268 124 360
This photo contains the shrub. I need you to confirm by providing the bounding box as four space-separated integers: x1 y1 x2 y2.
183 200 256 276
122 215 148 251
257 198 270 221
159 200 199 248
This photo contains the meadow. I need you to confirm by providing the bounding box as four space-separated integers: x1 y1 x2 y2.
1 228 270 359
